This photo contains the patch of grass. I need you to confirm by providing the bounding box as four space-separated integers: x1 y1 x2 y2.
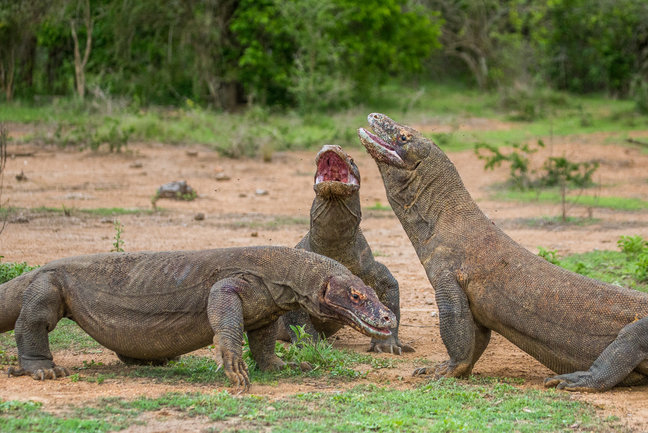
496 189 648 211
5 83 647 158
559 250 648 292
227 215 309 230
0 319 100 358
538 235 648 292
2 380 615 433
520 216 600 227
1 206 155 218
0 399 131 433
365 202 392 211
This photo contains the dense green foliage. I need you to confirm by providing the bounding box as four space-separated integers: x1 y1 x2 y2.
1 0 646 111
0 262 37 284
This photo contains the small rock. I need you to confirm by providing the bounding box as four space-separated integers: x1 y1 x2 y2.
186 150 198 157
15 170 27 182
255 189 268 196
11 214 29 224
194 212 205 221
215 173 231 181
430 311 438 317
156 180 196 200
239 193 247 198
129 162 143 169
251 232 258 237
100 217 113 224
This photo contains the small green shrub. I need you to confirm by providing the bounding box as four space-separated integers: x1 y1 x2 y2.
0 262 38 284
50 118 132 152
539 157 599 188
475 140 542 190
110 220 125 252
537 247 561 265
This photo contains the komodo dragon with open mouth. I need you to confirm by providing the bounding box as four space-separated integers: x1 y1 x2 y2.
0 246 395 391
280 145 412 354
358 113 648 392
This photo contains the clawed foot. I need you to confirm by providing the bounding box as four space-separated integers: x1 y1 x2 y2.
220 349 250 393
369 336 415 355
8 365 70 380
544 371 603 392
412 360 472 378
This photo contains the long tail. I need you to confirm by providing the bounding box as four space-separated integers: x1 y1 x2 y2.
0 270 37 333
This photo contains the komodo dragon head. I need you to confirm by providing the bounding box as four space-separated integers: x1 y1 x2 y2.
313 144 360 198
357 113 432 171
316 273 396 339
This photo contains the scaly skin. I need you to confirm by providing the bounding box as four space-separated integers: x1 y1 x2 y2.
358 113 648 392
0 246 395 392
280 145 412 354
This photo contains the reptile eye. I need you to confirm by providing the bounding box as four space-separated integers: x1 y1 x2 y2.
352 293 360 300
399 134 408 143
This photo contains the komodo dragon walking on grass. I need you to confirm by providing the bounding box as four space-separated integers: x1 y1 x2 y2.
358 113 648 392
280 145 412 354
0 246 395 391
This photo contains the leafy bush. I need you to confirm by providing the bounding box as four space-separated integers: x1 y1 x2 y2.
476 139 599 193
618 235 648 282
539 157 599 188
0 262 38 284
474 141 541 190
51 117 132 152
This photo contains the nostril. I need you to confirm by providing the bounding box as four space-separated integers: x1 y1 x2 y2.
383 315 391 322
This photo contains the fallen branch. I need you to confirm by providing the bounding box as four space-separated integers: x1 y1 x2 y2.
626 138 648 148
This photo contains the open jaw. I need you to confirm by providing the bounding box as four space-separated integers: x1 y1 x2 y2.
315 147 359 187
357 127 404 166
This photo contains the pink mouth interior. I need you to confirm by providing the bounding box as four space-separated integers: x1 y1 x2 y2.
316 151 349 183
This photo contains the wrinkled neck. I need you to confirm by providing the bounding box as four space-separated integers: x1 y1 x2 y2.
378 156 483 249
309 193 361 248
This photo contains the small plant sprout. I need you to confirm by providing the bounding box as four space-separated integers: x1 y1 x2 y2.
111 220 125 252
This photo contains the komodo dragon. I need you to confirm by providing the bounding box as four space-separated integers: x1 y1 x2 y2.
358 113 648 392
0 246 396 391
280 145 412 354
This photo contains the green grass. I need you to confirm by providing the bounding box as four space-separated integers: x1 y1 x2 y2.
365 202 392 212
1 206 156 218
521 216 601 227
496 189 648 211
0 318 100 355
3 82 647 156
537 235 648 292
0 381 619 433
554 250 648 293
227 215 309 230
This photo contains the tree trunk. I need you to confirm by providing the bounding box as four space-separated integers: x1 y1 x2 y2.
70 0 93 100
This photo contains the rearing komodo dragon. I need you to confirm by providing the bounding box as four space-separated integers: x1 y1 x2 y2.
281 145 412 354
358 113 648 392
0 246 395 391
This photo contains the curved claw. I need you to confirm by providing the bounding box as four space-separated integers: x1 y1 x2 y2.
222 350 250 393
544 371 600 392
412 367 431 376
7 366 26 377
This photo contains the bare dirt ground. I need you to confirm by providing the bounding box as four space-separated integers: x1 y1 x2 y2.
1 125 648 431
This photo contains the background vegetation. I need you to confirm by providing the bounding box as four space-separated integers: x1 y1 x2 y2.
1 0 646 112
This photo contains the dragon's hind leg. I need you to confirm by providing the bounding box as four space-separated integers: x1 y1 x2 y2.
544 317 648 392
9 273 70 380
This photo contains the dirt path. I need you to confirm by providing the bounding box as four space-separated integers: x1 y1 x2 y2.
1 131 648 430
